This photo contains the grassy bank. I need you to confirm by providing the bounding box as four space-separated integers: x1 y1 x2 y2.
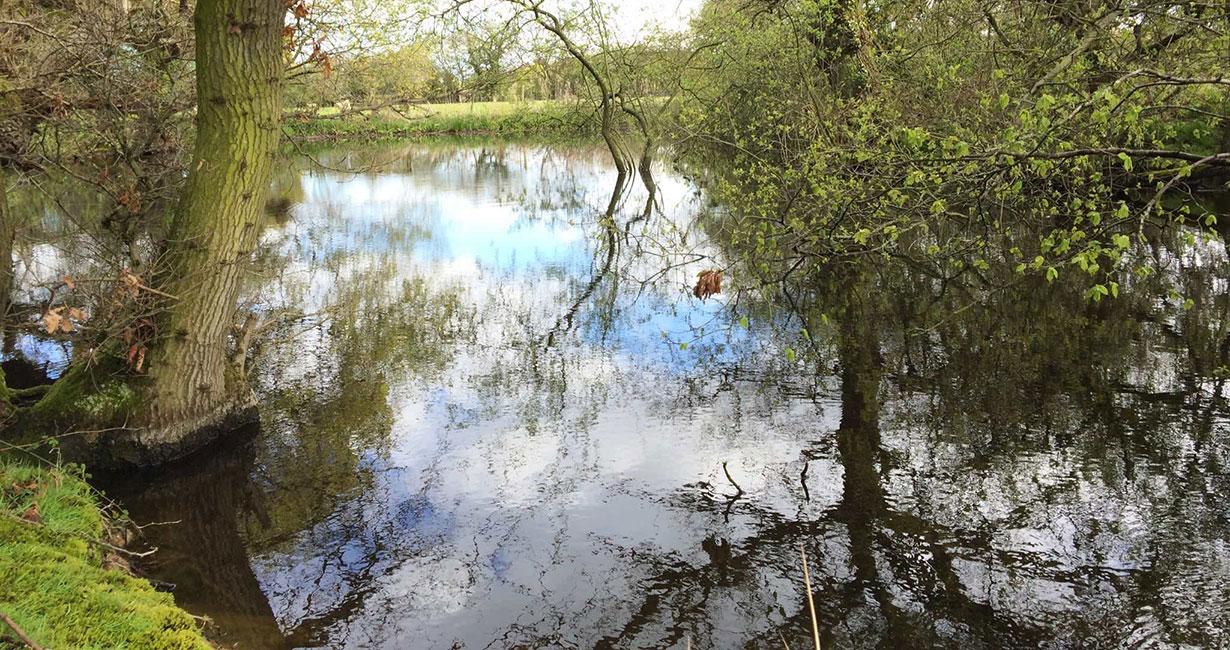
0 461 210 650
284 100 594 140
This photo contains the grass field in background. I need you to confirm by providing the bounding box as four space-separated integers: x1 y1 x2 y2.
285 100 594 139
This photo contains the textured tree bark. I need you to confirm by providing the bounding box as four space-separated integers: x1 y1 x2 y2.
0 165 12 343
123 0 285 463
0 165 12 405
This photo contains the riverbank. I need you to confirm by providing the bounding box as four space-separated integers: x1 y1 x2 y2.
284 99 594 140
0 461 211 649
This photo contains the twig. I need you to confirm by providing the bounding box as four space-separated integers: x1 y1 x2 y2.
2 512 158 558
722 461 744 498
800 543 821 650
135 282 178 300
1139 152 1230 237
133 519 182 530
0 609 43 650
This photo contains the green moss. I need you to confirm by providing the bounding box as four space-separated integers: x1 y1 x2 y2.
0 365 12 414
0 462 211 650
23 362 139 436
77 381 138 420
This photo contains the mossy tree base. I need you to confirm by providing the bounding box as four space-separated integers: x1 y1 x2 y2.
16 363 259 469
71 398 260 470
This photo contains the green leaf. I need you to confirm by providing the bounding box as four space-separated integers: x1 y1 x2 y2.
738 315 749 329
1046 266 1058 283
1117 152 1133 172
785 347 796 362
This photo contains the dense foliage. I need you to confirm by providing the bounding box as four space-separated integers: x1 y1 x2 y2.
679 0 1230 302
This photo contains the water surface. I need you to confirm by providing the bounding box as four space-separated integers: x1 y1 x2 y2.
102 139 1230 649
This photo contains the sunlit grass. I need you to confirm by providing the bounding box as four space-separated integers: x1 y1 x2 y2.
287 99 592 138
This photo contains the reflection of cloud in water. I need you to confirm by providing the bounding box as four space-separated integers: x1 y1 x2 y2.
219 141 1230 648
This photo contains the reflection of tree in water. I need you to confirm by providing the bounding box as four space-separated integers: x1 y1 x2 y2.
97 432 285 650
101 144 1230 648
105 252 470 648
554 233 1230 647
571 274 1036 648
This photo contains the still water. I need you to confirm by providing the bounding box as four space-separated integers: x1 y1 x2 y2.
100 140 1230 649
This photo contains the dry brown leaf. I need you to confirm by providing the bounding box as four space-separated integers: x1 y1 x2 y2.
42 307 64 334
119 270 142 299
693 269 723 300
117 188 141 214
21 503 40 524
43 305 85 334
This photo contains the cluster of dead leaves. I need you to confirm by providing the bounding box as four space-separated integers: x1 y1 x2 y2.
284 1 331 78
122 318 156 373
117 270 156 373
282 1 309 44
117 269 142 300
287 0 309 19
42 306 87 334
40 270 159 373
42 276 88 334
693 269 723 301
116 187 142 215
308 41 333 78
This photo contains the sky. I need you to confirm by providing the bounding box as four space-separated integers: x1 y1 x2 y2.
603 0 704 38
436 0 706 43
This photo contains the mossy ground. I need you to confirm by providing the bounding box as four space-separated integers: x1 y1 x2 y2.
0 461 211 649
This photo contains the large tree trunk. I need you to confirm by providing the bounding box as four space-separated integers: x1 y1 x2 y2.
126 0 284 463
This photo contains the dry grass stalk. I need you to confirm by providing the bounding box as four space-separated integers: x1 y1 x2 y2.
800 543 821 650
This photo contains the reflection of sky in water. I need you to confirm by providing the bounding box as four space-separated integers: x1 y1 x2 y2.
232 142 1230 649
2 333 71 381
298 173 585 274
262 144 739 371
